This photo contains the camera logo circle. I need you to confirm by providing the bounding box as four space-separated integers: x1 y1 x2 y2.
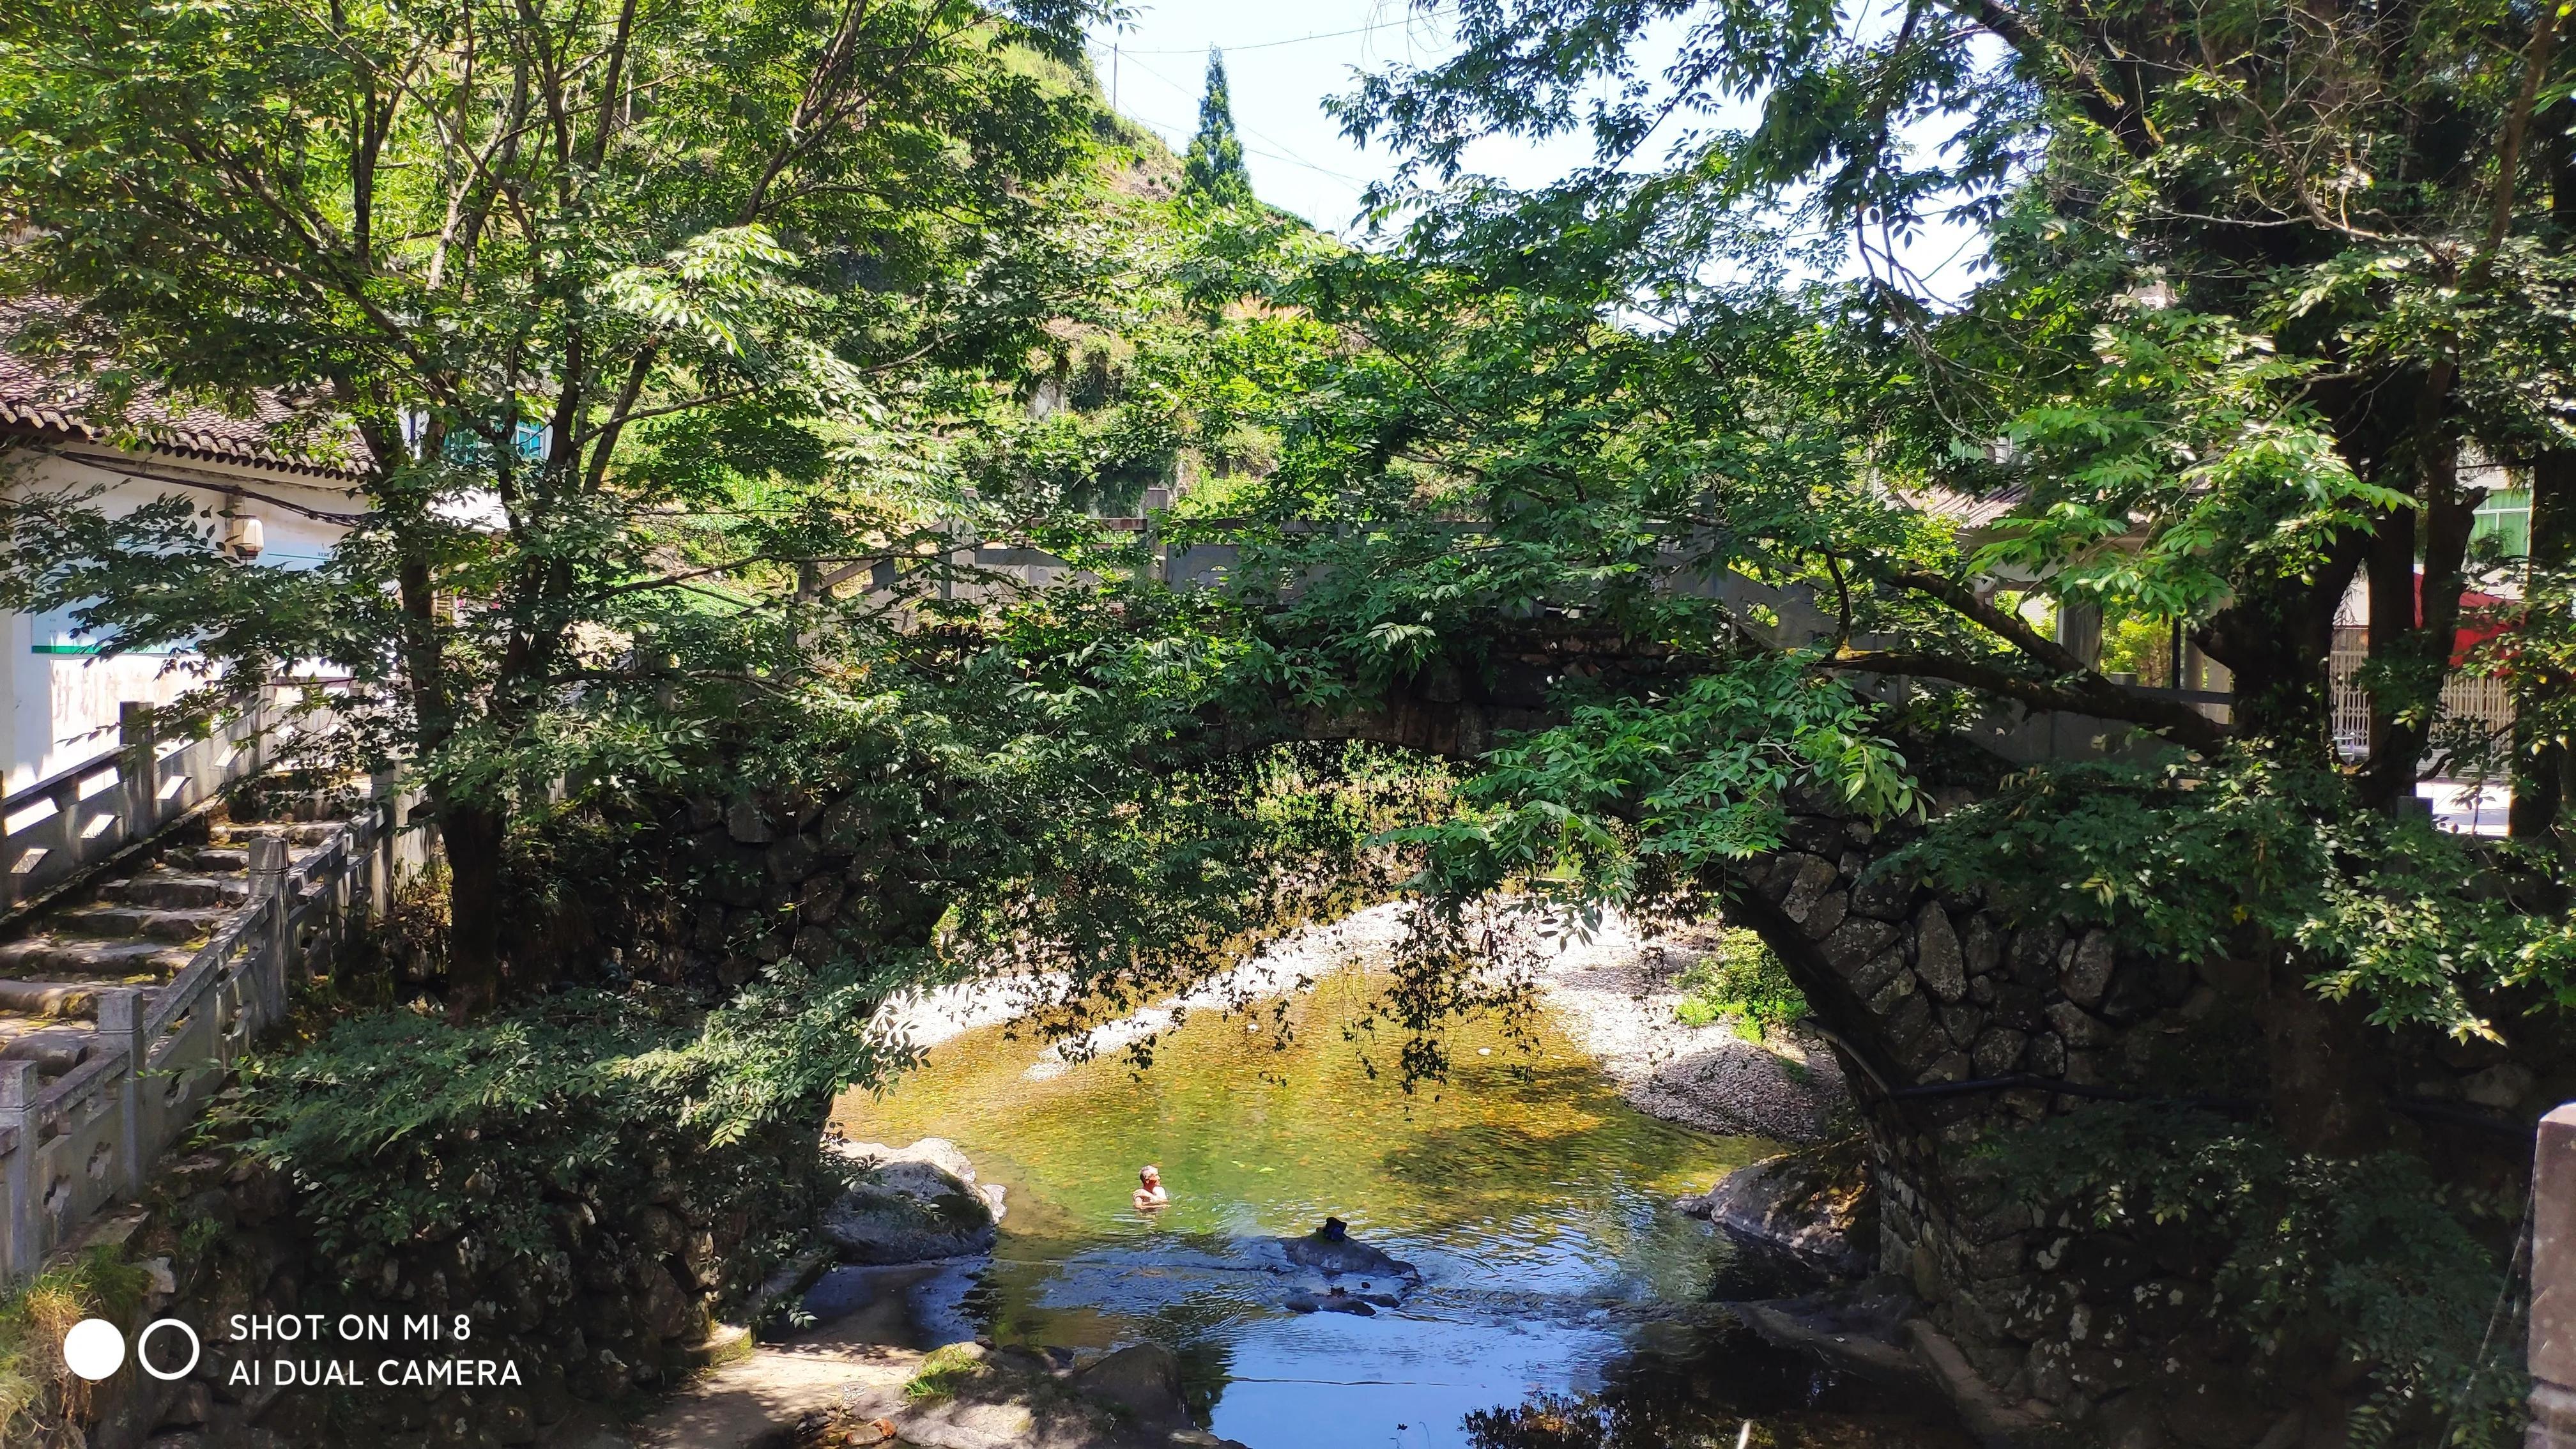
61 1319 124 1381
135 1319 201 1381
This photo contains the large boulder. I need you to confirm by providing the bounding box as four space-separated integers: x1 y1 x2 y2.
1276 1218 1418 1280
823 1138 1007 1264
1069 1344 1191 1428
1675 1136 1875 1279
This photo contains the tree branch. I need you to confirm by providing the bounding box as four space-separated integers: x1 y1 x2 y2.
1889 567 2096 675
1821 648 2232 751
2476 0 2566 279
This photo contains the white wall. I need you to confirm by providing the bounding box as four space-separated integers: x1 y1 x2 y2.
1 447 360 795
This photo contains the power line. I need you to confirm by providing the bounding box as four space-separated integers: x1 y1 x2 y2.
1105 47 1373 187
1116 102 1370 186
1103 6 1451 55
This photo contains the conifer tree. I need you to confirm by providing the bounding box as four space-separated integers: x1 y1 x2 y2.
1181 47 1254 207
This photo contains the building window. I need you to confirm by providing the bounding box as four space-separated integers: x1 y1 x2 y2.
2471 486 2531 560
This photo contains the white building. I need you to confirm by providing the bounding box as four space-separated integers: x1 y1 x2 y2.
0 351 367 795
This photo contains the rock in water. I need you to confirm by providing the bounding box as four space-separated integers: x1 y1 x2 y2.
1282 1289 1376 1316
1675 1135 1875 1278
1070 1343 1192 1427
1278 1220 1419 1280
823 1138 1006 1264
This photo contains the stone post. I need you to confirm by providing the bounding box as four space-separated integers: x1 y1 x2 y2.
2534 1103 2576 1448
366 770 394 923
0 1061 39 1278
247 833 288 903
96 988 145 1194
247 834 290 1024
118 700 160 838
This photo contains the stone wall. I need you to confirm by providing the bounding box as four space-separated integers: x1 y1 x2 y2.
1720 787 2566 1445
599 792 948 995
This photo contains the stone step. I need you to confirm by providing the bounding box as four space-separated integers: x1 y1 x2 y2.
0 979 157 1020
48 905 229 942
97 872 248 911
0 937 193 979
162 845 250 873
211 821 340 847
0 1019 97 1076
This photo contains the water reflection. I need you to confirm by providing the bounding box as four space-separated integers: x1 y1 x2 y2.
1463 1337 1977 1449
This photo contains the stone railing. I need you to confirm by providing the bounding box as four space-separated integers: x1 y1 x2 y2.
0 788 420 1280
2537 1103 2575 1447
1 700 276 921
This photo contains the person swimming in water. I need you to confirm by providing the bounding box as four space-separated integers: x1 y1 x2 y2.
1133 1165 1169 1211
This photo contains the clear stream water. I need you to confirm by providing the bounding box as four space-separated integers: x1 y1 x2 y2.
825 969 1970 1449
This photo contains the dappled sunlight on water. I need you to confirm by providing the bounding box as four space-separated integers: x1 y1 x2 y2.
827 969 1972 1449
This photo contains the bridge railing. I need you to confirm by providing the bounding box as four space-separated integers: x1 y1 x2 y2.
0 781 422 1279
0 679 365 927
895 519 2231 765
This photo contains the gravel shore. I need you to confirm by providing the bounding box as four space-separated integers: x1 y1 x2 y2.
1519 912 1851 1143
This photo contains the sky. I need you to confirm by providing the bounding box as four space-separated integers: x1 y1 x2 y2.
1083 1 1612 233
1082 1 1990 295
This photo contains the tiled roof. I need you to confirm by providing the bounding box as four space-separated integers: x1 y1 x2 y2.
1901 481 2031 530
0 346 370 483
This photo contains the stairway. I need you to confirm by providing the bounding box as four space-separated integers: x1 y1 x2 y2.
0 814 347 1086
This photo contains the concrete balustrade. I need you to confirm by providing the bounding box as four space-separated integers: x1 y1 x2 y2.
2536 1104 2576 1448
0 788 424 1281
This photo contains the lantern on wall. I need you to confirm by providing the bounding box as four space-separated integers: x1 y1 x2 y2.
218 509 263 560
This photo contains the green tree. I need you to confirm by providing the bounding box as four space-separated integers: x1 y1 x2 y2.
0 0 1107 1010
1261 0 2576 1133
1123 0 2576 1432
1181 47 1255 208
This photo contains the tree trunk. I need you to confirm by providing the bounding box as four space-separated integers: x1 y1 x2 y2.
2199 542 2363 753
2513 449 2573 843
2515 105 2576 842
2362 427 2474 808
2363 498 2416 767
441 799 508 1019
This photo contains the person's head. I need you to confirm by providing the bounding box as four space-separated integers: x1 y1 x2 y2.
1139 1165 1160 1186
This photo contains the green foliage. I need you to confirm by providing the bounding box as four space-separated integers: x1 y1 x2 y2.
0 1246 151 1445
1222 0 2576 1078
903 1343 990 1404
215 992 854 1267
1392 657 1922 916
1671 928 1805 1041
958 737 1455 1050
0 0 1119 1001
1988 1105 2527 1448
1888 755 2576 1040
1976 307 2407 622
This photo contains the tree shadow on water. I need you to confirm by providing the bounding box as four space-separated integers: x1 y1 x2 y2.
1460 1326 1977 1449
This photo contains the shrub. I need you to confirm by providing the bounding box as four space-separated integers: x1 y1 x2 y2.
0 1246 151 1445
210 989 856 1282
1671 928 1806 1043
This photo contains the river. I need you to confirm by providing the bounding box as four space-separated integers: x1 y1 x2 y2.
825 967 1972 1448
